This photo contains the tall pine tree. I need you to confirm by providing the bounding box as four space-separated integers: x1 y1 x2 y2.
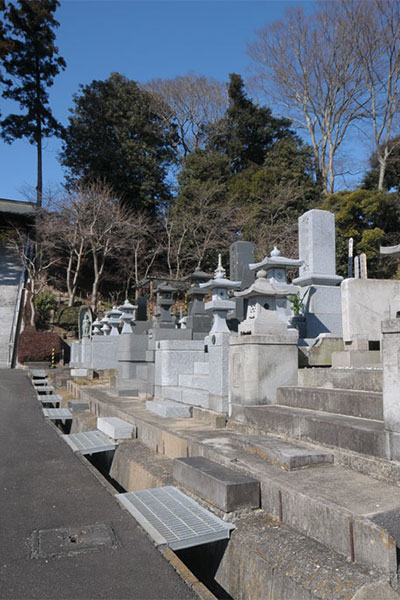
0 0 65 206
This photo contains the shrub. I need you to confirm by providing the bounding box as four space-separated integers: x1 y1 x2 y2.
57 306 80 334
34 289 57 329
18 327 63 363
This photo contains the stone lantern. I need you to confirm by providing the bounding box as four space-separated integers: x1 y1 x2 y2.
153 281 176 329
118 299 137 334
239 246 304 327
108 306 122 336
200 254 241 334
183 265 213 336
92 318 103 336
100 314 111 336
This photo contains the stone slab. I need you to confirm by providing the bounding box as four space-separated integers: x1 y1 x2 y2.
341 278 400 343
68 400 90 412
277 386 383 421
70 368 89 377
97 417 135 439
33 380 49 387
332 350 381 368
236 404 387 459
146 399 192 418
298 366 382 392
240 435 334 471
173 456 260 512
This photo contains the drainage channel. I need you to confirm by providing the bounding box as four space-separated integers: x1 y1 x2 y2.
49 415 233 600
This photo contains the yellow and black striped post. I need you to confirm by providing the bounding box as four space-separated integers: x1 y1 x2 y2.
50 347 56 369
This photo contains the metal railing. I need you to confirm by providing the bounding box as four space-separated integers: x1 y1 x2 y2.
7 235 32 368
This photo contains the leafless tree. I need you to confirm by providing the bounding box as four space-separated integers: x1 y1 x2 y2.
248 3 368 194
113 210 164 297
74 181 135 311
7 212 60 327
161 181 240 279
144 73 228 161
341 0 400 190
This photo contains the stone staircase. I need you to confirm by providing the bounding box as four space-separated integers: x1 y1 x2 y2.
159 360 209 407
237 366 388 459
0 242 23 368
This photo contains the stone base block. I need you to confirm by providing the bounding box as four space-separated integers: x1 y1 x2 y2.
332 350 381 367
146 399 192 418
70 368 90 377
173 456 260 512
97 417 136 439
67 400 89 412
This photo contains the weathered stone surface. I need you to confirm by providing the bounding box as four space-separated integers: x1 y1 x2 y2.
215 514 386 600
240 435 333 470
298 367 382 392
277 386 383 420
110 440 174 492
238 405 386 458
146 399 192 418
173 456 260 512
342 278 400 343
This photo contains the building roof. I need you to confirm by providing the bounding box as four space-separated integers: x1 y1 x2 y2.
0 198 36 217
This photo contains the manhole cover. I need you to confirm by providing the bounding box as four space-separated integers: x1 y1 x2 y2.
31 523 119 558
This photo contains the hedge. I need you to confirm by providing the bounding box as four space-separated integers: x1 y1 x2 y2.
18 327 63 363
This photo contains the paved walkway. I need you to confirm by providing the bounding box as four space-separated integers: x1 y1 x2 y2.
0 369 198 600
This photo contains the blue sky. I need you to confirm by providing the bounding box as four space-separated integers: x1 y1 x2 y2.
1 0 363 203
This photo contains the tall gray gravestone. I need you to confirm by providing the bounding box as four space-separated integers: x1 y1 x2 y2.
230 241 255 320
293 209 342 338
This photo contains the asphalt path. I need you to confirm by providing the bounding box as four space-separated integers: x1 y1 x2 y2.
0 369 198 600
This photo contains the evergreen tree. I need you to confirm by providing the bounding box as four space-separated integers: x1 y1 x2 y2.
207 73 295 173
0 0 66 206
60 73 177 213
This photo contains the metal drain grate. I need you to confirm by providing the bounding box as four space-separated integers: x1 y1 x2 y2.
62 430 117 454
116 486 234 550
42 408 73 420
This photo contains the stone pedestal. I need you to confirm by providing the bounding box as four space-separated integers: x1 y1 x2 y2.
229 321 298 423
205 331 231 414
91 336 119 369
81 337 92 368
382 319 400 460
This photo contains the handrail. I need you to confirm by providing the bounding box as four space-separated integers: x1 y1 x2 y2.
7 235 32 368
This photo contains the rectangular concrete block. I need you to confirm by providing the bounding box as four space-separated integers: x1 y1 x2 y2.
173 456 260 512
97 417 135 439
68 400 90 412
146 399 192 418
70 368 89 377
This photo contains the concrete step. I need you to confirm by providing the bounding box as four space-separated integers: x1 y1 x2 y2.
178 373 208 390
146 399 192 418
277 386 383 420
298 367 382 392
72 384 400 573
193 361 209 375
239 435 334 471
173 456 260 512
161 386 209 408
238 404 386 458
